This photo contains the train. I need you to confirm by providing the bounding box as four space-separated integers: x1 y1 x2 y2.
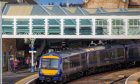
38 43 140 83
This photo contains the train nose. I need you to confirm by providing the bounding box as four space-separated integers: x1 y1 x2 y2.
41 69 58 76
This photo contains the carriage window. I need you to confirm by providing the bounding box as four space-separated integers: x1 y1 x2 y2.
89 52 97 64
117 48 124 57
128 48 139 58
63 58 69 70
70 55 80 68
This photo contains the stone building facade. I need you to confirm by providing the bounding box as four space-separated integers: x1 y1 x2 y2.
84 0 140 8
130 0 140 5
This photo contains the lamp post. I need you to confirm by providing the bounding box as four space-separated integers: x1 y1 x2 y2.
29 38 36 72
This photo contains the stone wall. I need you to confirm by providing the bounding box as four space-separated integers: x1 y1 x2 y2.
129 0 140 5
84 0 128 8
2 38 16 71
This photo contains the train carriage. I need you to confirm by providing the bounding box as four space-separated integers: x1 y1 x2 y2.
126 44 140 62
38 44 140 83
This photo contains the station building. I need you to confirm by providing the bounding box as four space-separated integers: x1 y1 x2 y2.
2 4 140 39
84 0 140 8
1 4 140 71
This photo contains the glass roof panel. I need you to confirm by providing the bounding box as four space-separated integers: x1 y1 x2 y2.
3 4 140 16
2 4 10 15
31 5 49 15
96 8 106 13
44 6 66 15
62 7 84 15
119 8 128 12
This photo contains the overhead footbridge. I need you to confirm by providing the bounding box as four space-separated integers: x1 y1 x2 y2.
2 4 140 39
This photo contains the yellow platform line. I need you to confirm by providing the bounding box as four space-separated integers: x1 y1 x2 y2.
137 80 140 84
125 72 140 84
15 73 38 84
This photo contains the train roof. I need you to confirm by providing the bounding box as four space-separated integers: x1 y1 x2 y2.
57 46 106 58
41 45 127 58
41 44 140 59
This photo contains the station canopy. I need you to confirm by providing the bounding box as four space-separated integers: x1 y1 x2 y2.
2 4 140 16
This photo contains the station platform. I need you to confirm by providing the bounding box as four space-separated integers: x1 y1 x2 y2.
15 73 38 84
125 71 140 84
2 69 37 84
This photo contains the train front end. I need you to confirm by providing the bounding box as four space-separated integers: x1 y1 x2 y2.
39 53 62 83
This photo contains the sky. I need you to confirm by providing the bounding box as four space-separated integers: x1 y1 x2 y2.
36 0 84 5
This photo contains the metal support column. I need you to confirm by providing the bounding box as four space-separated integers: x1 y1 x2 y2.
125 18 128 36
92 18 96 35
45 18 48 35
76 18 80 35
29 18 32 35
108 18 112 36
13 18 16 35
60 19 64 35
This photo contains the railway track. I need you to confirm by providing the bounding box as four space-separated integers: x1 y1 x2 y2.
25 67 140 84
68 67 140 84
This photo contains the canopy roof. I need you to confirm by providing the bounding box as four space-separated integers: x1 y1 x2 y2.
2 4 140 16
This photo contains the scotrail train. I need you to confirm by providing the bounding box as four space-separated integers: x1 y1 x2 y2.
38 44 140 83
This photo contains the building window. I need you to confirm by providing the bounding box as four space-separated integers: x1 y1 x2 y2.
80 19 92 35
96 19 108 35
32 19 45 35
128 19 140 35
64 19 76 35
48 19 60 35
2 19 14 35
16 19 29 35
112 19 125 35
3 52 7 67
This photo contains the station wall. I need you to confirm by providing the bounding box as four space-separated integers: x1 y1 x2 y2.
84 0 140 8
2 39 16 71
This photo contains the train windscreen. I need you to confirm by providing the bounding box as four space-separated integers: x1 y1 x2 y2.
41 58 59 69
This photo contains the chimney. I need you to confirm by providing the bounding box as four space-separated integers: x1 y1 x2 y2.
66 0 69 7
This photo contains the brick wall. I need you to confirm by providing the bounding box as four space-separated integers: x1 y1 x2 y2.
2 38 16 71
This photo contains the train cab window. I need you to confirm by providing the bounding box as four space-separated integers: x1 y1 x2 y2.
41 59 59 69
